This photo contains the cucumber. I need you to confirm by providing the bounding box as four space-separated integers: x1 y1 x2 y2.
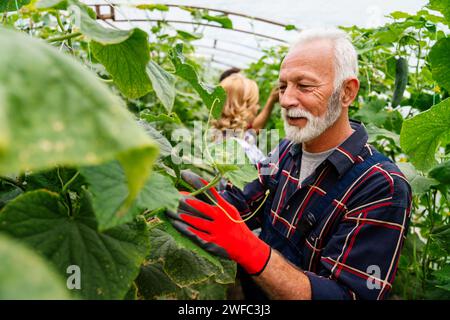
392 57 408 107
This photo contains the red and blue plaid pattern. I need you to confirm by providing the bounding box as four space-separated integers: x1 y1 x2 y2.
221 120 412 300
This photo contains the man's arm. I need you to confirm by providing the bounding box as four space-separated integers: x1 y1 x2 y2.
252 249 312 300
251 87 279 132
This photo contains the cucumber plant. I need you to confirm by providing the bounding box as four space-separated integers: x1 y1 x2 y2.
0 0 449 300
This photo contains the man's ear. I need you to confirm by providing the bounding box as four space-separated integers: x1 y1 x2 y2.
341 78 360 108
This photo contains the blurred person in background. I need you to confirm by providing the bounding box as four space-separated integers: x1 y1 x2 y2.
218 68 280 134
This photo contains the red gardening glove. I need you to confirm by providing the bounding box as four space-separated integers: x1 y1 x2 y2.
167 171 271 275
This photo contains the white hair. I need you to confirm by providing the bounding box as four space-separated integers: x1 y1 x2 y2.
288 28 359 89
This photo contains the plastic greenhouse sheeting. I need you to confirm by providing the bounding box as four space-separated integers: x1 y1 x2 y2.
81 0 427 69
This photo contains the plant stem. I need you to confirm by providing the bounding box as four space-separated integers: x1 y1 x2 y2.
62 171 80 193
189 174 221 197
47 32 82 43
55 11 65 32
177 178 196 192
99 78 114 83
421 189 436 291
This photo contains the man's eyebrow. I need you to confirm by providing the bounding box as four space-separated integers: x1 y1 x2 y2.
279 73 320 83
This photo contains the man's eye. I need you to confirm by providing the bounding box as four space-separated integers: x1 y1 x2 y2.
298 84 313 91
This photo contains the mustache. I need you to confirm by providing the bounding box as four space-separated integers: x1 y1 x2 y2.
281 108 315 121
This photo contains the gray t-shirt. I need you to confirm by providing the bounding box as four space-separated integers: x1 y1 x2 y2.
299 147 335 185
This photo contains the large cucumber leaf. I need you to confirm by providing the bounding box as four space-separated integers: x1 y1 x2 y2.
143 220 236 289
37 0 153 99
147 60 176 113
429 37 450 92
0 190 150 299
0 27 159 215
0 233 71 299
400 98 450 170
90 29 152 99
80 161 180 230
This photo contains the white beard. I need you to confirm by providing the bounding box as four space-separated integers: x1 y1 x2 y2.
282 88 342 144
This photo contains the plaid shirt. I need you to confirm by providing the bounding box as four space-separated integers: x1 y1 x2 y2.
222 120 412 300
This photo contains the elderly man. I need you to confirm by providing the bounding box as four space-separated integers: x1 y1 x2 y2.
168 28 412 300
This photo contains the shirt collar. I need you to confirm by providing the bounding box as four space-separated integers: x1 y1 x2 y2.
288 119 369 177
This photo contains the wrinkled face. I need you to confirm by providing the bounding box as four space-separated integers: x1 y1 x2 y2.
279 39 342 143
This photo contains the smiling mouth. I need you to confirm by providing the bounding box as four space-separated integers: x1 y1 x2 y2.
287 116 307 121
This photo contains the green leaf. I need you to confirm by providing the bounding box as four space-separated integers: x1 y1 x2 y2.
23 167 84 193
430 225 450 255
354 99 388 127
169 43 226 119
207 139 259 187
366 123 400 145
136 262 179 299
190 279 228 299
147 226 221 287
35 0 67 9
137 171 181 213
59 0 152 99
36 0 95 17
285 24 297 31
428 0 450 24
400 98 450 170
433 265 450 286
74 8 131 44
0 190 150 299
0 186 22 210
137 260 233 300
140 111 182 125
429 37 450 92
124 282 138 300
429 160 450 185
136 4 169 12
80 161 140 230
0 233 71 299
396 162 439 194
401 92 441 112
80 161 180 230
176 30 203 41
214 257 237 285
91 29 152 99
0 27 159 214
389 11 411 19
147 60 176 112
137 120 173 158
202 14 233 29
153 212 224 271
0 0 30 12
224 164 258 190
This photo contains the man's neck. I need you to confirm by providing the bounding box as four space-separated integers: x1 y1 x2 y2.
302 114 353 153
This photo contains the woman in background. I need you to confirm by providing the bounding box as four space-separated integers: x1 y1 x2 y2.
212 73 266 164
217 68 279 134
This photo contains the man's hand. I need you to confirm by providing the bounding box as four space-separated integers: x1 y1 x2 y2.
251 85 279 131
166 171 271 275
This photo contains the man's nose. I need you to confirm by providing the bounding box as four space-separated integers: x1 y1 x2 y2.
279 85 298 110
